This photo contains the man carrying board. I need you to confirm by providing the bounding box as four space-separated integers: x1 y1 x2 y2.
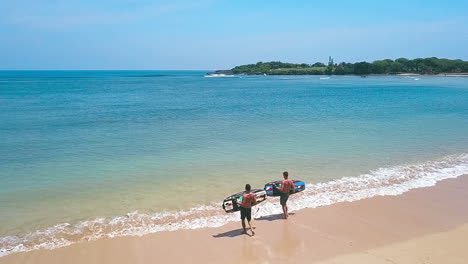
237 184 257 235
276 171 296 219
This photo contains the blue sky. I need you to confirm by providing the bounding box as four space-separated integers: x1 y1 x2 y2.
1 0 468 70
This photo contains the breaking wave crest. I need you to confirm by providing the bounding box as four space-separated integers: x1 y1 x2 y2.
2 154 468 257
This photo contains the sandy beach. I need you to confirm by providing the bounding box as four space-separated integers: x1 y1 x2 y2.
1 175 467 264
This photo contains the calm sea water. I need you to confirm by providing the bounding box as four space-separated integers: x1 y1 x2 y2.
1 71 468 255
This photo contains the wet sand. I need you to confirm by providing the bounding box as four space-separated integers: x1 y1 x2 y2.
2 175 468 264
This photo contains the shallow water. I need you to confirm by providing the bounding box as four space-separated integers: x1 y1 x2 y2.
1 71 468 256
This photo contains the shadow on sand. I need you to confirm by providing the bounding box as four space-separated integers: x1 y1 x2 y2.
212 228 254 238
255 213 295 222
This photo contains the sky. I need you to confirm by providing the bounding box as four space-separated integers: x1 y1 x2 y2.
1 0 468 70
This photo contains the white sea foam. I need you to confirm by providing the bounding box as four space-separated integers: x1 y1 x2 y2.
1 153 468 258
204 74 235 78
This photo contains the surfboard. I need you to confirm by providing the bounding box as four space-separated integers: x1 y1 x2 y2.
264 180 306 196
222 189 267 213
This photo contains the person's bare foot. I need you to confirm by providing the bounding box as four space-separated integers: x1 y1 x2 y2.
251 229 255 236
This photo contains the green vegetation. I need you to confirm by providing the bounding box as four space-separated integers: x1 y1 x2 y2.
229 57 468 75
231 62 323 75
268 67 326 75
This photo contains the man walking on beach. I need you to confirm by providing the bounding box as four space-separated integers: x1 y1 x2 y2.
276 171 295 219
237 184 257 236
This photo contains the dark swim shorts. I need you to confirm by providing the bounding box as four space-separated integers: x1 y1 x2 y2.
240 207 252 221
280 192 289 206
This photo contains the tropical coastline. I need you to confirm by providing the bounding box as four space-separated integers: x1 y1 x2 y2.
3 0 468 263
207 57 468 76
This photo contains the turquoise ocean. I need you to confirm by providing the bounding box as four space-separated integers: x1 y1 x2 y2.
1 71 468 256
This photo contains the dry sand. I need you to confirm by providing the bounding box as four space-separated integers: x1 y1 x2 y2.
319 224 468 264
2 175 468 264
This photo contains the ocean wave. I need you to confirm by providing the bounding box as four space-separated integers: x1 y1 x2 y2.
204 74 236 78
2 153 468 257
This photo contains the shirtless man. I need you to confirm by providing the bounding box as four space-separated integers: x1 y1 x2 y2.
237 184 257 235
276 171 295 219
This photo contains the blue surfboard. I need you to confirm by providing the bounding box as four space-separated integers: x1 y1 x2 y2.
264 180 306 196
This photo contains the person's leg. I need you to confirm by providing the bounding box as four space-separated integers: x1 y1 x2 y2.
240 207 247 233
246 209 254 235
247 220 255 235
284 204 288 219
280 194 287 219
247 208 255 236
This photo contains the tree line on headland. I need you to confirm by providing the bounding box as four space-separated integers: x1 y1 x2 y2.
224 57 468 75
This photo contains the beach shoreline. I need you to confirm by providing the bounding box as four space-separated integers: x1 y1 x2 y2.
2 174 467 264
396 73 468 77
